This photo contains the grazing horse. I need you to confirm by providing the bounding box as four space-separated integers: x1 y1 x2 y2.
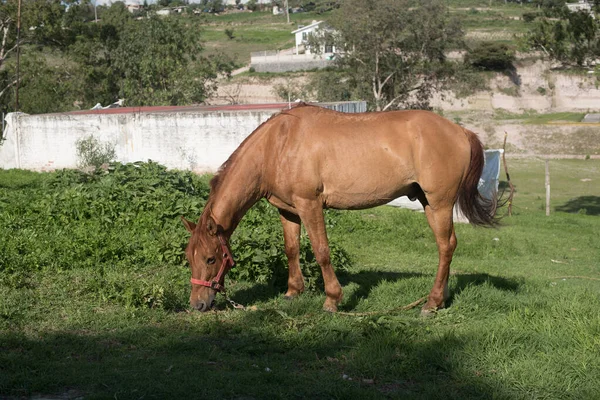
181 104 496 314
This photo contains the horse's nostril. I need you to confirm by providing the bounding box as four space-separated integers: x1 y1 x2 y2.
195 301 208 312
210 300 216 308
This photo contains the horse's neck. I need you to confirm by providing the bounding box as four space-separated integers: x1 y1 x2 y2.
208 165 262 235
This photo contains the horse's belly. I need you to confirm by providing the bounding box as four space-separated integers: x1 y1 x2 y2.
319 152 416 209
322 181 415 210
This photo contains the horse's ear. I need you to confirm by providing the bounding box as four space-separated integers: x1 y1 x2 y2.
206 216 218 236
181 216 196 233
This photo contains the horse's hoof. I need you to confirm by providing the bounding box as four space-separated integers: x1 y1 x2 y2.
420 307 438 318
283 295 296 301
322 303 338 313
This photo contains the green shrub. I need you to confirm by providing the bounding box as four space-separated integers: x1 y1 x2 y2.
75 135 117 169
522 12 539 23
466 42 516 71
0 162 352 309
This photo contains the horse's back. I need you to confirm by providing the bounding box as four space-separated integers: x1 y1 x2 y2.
266 106 472 209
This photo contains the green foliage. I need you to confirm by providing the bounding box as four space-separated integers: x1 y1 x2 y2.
246 0 258 11
466 42 516 71
224 28 235 40
112 16 231 106
307 70 355 102
444 65 491 98
0 1 234 113
532 0 567 17
0 162 351 310
316 0 464 111
231 200 351 291
525 9 600 66
75 135 117 169
200 0 225 13
522 11 540 23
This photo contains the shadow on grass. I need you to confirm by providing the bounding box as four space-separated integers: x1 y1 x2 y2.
0 312 510 400
555 196 600 216
339 270 426 311
231 272 521 313
447 273 521 307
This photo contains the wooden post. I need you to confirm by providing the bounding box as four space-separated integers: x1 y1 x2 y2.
545 160 550 216
502 132 515 216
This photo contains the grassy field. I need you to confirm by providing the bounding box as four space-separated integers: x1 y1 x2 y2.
1 158 599 399
196 11 328 65
194 1 537 65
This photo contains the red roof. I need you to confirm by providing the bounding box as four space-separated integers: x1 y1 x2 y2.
59 103 297 116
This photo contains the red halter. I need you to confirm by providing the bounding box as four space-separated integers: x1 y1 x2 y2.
190 234 235 292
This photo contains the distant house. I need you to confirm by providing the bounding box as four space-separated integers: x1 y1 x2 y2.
126 3 142 13
291 20 336 55
566 0 592 13
156 8 171 16
250 20 337 72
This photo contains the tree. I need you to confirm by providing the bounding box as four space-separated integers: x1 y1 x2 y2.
112 16 232 106
0 0 67 111
532 0 567 17
313 0 463 111
525 10 600 66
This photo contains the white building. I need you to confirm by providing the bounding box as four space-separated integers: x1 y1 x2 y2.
566 0 592 13
291 20 336 55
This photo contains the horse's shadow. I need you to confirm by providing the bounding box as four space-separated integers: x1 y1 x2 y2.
338 270 425 311
230 269 521 311
447 272 521 306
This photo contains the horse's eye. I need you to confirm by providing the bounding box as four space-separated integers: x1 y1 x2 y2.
206 257 216 265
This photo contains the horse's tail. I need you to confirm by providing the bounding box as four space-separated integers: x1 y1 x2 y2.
457 129 498 227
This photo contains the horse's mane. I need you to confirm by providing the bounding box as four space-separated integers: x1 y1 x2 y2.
209 102 315 195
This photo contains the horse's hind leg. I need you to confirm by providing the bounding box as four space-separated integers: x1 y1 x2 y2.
296 201 343 312
419 196 457 316
279 209 305 299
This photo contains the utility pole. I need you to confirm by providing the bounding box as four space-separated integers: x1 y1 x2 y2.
15 0 22 111
94 0 98 23
284 0 289 24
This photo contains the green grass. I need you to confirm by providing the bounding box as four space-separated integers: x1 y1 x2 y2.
192 11 329 64
494 110 587 124
1 159 599 399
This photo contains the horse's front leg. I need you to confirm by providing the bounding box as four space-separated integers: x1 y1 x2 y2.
296 201 343 312
279 209 304 299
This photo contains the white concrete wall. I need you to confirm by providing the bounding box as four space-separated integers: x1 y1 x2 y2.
0 110 277 172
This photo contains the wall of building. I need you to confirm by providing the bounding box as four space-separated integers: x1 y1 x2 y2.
0 102 366 172
0 110 277 172
250 51 333 73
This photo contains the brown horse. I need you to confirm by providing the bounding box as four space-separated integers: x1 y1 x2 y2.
181 104 496 314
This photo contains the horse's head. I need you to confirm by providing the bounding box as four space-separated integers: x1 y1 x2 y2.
181 216 233 312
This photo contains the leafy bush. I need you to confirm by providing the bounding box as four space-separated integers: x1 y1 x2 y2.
231 200 351 291
466 42 516 71
0 162 352 309
522 12 539 23
75 135 116 169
